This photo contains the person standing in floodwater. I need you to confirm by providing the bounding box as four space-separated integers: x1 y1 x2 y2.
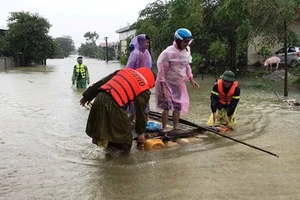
155 28 200 132
72 56 90 88
79 67 155 156
125 34 152 123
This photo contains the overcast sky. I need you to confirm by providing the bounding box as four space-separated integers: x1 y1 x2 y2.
0 0 153 47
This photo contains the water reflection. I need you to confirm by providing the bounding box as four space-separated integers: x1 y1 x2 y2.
0 56 300 199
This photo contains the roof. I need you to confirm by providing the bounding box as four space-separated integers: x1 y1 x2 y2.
99 42 118 47
0 28 8 37
116 24 133 33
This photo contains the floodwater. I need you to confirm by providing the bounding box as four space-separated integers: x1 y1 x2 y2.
1 56 300 200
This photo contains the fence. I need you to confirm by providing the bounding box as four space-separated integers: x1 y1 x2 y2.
0 57 16 70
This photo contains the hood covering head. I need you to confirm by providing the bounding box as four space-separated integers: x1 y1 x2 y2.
130 34 149 52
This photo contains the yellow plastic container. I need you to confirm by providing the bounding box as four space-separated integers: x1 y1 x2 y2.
144 138 165 151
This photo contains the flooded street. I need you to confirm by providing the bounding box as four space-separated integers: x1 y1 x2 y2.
1 56 300 200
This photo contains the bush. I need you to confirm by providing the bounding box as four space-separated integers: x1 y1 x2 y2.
190 53 203 76
259 46 271 58
120 55 128 65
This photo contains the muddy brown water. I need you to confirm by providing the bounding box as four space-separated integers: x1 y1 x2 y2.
1 56 300 200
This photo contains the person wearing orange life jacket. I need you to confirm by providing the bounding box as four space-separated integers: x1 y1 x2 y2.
79 67 155 156
72 56 90 88
207 71 240 126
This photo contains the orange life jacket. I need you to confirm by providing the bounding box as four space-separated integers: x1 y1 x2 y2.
218 79 238 105
100 68 151 107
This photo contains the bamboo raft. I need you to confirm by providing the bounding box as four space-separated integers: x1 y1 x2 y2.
141 111 279 157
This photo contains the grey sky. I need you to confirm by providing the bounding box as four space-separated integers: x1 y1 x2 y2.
0 0 153 47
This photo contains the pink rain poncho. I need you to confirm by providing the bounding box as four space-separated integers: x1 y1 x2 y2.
126 34 152 69
126 34 152 115
155 41 193 115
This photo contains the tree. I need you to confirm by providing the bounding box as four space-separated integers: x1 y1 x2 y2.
55 36 75 57
84 31 99 43
4 11 56 66
248 0 300 96
0 36 8 56
211 0 250 73
78 31 105 59
78 43 103 59
133 0 172 61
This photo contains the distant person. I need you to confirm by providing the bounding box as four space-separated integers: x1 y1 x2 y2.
72 56 90 88
128 42 135 53
155 28 200 132
207 70 240 126
126 34 153 123
79 67 155 156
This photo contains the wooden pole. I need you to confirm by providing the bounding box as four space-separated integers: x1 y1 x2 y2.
148 111 279 157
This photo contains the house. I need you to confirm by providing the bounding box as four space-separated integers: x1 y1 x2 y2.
115 24 136 55
247 19 300 65
0 28 7 37
99 42 117 48
99 42 119 58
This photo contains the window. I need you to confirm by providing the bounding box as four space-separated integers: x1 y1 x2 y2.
288 47 296 52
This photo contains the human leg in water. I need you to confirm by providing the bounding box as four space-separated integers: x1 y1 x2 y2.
172 110 180 130
162 109 169 132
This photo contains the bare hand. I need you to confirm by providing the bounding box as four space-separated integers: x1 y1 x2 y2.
79 97 89 107
225 116 230 125
138 134 145 145
190 79 200 88
161 83 168 99
162 90 168 99
137 134 145 150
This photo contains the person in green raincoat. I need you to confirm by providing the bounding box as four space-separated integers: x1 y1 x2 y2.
79 67 156 156
207 71 240 126
72 56 90 88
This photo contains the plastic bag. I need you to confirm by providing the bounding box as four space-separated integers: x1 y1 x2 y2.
145 121 162 132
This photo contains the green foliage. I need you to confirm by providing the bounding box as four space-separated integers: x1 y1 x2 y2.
190 53 203 76
120 55 128 65
78 42 103 59
249 0 300 45
259 46 272 57
78 31 116 60
78 31 103 59
209 40 227 60
3 11 56 65
288 31 300 46
0 36 8 56
84 31 99 43
133 0 172 60
134 0 300 82
54 36 75 57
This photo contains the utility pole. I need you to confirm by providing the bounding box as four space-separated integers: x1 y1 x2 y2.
283 20 288 96
104 37 108 62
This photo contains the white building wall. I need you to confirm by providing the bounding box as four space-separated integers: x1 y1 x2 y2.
119 30 136 41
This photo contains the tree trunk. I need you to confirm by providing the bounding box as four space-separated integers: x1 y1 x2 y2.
228 31 237 74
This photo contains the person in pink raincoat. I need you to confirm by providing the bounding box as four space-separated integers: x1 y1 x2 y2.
126 34 152 123
155 28 200 132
